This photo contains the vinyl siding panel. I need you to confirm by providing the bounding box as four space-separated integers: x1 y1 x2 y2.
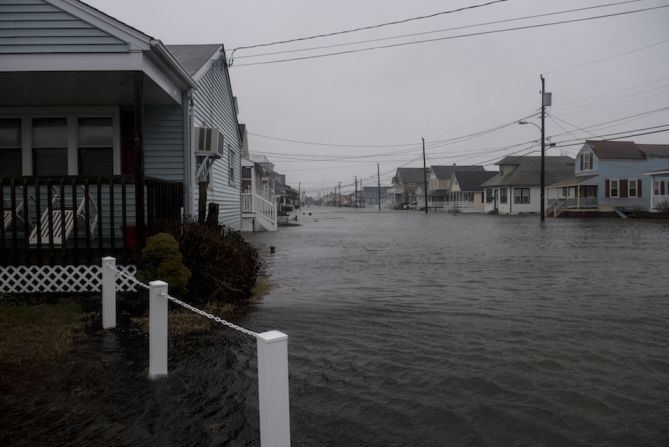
144 105 185 183
0 0 129 53
192 59 241 230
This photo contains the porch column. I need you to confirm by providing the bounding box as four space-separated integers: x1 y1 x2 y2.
650 175 654 210
577 185 581 209
134 72 146 247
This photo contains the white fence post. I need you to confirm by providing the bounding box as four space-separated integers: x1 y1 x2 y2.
257 330 291 447
149 280 169 379
101 256 116 329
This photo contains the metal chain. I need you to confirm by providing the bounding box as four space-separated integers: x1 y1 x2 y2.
161 292 259 338
105 264 258 338
106 264 150 290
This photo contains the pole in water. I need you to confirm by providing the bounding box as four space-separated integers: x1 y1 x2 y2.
377 163 382 211
422 137 428 214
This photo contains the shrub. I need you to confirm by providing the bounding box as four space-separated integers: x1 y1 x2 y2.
138 233 191 296
176 221 262 305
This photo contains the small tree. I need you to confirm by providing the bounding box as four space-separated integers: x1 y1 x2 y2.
138 233 191 296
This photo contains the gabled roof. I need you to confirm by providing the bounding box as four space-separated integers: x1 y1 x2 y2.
431 165 483 179
167 44 221 76
395 167 428 183
585 140 645 159
482 156 574 187
452 170 497 191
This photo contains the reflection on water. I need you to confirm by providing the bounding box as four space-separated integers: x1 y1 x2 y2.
2 208 668 446
246 209 669 447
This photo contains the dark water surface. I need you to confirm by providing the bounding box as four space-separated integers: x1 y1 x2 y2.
245 209 669 447
2 209 668 446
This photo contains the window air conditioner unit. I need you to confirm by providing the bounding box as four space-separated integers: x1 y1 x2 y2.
194 127 224 157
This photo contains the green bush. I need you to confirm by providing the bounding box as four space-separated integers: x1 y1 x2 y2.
175 221 262 305
138 233 191 296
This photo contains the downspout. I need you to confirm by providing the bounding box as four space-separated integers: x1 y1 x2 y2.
183 89 194 217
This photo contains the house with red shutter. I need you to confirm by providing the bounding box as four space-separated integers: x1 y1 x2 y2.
546 140 669 216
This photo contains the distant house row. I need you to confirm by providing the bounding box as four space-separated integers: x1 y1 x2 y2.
386 140 669 215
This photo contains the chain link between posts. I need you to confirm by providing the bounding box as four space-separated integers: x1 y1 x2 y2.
105 264 258 338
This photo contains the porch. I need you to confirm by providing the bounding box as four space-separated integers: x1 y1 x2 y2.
547 176 598 217
241 193 277 232
646 169 669 211
1 175 182 266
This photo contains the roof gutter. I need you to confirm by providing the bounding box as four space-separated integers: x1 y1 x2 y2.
150 39 197 89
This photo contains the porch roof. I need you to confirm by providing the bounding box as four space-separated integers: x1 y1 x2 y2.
549 174 598 188
0 0 195 104
644 169 669 176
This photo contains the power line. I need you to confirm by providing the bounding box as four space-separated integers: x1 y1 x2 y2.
233 0 647 61
229 0 509 55
232 4 669 67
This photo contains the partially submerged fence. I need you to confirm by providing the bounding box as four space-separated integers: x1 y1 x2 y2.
101 257 290 447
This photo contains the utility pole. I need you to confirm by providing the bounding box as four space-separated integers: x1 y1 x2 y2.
422 137 428 214
338 182 341 207
540 74 546 222
298 182 301 210
377 163 382 211
354 176 358 208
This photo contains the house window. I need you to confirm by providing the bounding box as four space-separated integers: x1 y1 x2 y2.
499 188 508 204
78 118 113 176
655 180 660 195
0 119 22 177
228 143 235 186
610 179 619 198
32 118 68 176
514 188 530 204
628 179 637 198
485 188 493 203
583 152 593 170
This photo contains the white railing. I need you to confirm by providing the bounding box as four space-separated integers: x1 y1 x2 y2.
242 192 277 230
101 257 290 447
444 201 476 211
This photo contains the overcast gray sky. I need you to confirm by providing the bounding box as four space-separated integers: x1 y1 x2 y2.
87 0 669 195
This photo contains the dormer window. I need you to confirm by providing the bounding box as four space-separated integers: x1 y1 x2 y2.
580 152 593 170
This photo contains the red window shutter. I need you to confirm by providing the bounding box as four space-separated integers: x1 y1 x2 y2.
662 182 666 195
620 180 628 198
580 155 583 170
638 179 642 197
605 179 610 198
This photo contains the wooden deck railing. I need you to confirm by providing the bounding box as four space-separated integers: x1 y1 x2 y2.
0 176 183 266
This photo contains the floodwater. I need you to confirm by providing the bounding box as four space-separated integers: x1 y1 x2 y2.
2 208 669 446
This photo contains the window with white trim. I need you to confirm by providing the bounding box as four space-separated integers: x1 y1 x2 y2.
583 152 593 170
0 119 22 176
610 179 619 198
514 188 530 204
33 118 68 176
628 179 637 198
499 188 508 204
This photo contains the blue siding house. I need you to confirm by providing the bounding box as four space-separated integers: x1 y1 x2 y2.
547 140 669 216
168 44 242 230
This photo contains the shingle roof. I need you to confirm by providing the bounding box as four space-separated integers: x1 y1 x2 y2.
453 170 497 191
431 165 483 179
396 167 429 183
166 44 221 76
482 156 574 187
638 143 669 158
585 140 645 159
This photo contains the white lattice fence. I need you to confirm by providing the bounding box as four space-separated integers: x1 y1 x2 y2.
0 265 138 294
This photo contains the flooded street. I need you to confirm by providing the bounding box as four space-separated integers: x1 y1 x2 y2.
2 208 669 446
245 208 669 446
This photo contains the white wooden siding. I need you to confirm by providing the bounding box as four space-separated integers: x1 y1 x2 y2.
0 0 129 53
192 59 241 230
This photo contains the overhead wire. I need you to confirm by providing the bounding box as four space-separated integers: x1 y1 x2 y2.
232 4 669 67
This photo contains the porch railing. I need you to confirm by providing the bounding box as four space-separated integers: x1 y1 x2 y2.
242 192 277 230
1 176 183 266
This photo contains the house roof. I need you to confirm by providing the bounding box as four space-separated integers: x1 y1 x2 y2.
453 170 497 191
396 168 428 183
638 144 669 158
482 156 574 187
585 140 645 159
549 174 598 187
431 165 483 179
166 44 221 76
